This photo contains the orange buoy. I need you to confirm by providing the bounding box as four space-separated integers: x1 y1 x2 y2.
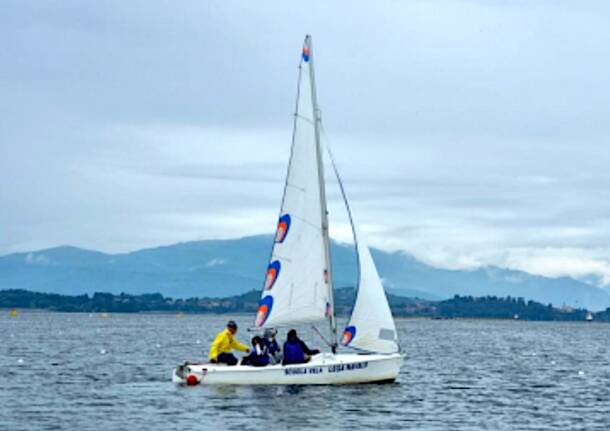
186 374 199 386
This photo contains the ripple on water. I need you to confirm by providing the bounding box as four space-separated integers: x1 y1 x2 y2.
1 314 610 430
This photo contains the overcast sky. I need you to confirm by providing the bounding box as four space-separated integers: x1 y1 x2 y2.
2 1 609 286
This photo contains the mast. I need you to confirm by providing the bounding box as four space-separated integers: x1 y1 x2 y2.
306 35 338 351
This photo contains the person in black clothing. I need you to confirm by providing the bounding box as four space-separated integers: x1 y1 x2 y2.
282 329 320 365
241 336 270 367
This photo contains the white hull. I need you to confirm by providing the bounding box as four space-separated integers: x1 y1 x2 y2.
173 353 404 385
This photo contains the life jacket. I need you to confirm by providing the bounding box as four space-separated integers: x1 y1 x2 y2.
254 344 270 366
246 344 270 367
264 338 280 355
283 340 306 364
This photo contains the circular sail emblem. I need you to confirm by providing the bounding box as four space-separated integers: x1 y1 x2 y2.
264 260 281 290
255 296 274 327
275 214 291 243
302 47 310 62
342 326 356 346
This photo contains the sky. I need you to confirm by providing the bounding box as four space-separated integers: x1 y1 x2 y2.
1 1 610 287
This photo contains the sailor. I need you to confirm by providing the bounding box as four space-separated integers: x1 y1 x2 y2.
282 329 320 365
263 328 282 364
241 336 270 367
209 320 250 365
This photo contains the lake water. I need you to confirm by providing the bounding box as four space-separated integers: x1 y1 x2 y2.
1 312 609 430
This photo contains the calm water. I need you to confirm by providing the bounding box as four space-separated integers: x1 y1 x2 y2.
1 312 609 430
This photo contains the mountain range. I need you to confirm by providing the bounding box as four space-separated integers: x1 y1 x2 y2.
1 235 609 310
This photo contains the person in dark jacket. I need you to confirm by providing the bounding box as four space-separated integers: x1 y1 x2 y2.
263 328 282 364
282 329 320 365
241 336 270 367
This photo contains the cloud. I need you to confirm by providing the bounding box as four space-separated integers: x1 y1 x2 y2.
1 1 609 289
502 248 610 287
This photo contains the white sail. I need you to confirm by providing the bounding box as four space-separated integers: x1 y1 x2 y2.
342 226 399 354
255 36 330 328
322 129 399 354
172 37 404 387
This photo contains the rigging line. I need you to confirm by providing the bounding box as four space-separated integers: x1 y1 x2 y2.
294 113 316 126
270 253 293 263
321 125 402 355
311 324 334 349
286 182 307 193
319 123 362 329
285 214 323 232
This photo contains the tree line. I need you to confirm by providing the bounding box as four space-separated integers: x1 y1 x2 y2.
1 288 608 321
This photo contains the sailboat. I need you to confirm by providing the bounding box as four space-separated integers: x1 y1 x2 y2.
172 36 404 385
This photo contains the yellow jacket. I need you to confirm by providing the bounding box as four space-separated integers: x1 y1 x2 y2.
209 328 249 360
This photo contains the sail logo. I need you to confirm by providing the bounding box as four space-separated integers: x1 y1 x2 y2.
275 214 291 243
255 296 274 327
342 326 356 346
302 47 310 62
265 260 281 290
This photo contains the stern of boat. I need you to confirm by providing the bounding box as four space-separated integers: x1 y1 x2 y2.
173 362 208 385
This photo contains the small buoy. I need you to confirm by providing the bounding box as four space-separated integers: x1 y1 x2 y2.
186 374 199 386
578 370 584 376
17 358 23 364
100 349 107 355
9 309 17 317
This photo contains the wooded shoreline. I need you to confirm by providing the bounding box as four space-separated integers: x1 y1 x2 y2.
2 288 609 321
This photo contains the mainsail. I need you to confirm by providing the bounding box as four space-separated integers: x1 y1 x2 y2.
255 36 331 328
255 35 396 355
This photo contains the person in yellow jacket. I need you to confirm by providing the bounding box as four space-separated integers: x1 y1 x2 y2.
209 320 250 365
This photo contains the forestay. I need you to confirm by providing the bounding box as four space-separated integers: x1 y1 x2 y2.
323 132 399 354
255 37 329 328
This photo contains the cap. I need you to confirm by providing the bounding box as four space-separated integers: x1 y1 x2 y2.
227 320 238 329
264 328 277 338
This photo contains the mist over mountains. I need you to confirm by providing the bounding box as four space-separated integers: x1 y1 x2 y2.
1 235 609 310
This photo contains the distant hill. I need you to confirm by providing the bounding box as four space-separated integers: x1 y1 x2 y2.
1 235 610 310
